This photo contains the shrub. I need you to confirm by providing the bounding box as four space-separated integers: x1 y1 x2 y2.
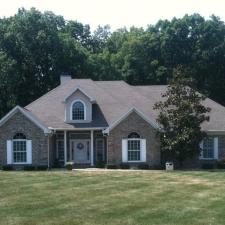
201 163 215 170
106 164 117 169
96 161 105 168
151 165 164 170
24 165 36 171
217 159 225 169
120 163 130 169
36 165 48 171
2 165 14 171
138 163 150 170
65 162 74 170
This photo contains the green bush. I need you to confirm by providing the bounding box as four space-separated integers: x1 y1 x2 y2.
216 159 225 169
24 165 36 171
2 165 14 171
120 163 130 169
65 162 74 170
138 163 150 170
201 163 215 170
96 161 105 168
36 165 48 171
106 164 117 169
151 165 164 170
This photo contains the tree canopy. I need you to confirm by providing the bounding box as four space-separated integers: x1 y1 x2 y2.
1 8 225 117
154 67 211 166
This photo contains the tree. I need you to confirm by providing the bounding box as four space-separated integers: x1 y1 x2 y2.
153 67 211 167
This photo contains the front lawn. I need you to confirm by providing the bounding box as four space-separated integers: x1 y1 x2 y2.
0 170 225 225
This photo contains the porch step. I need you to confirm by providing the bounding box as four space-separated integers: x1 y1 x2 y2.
73 164 92 169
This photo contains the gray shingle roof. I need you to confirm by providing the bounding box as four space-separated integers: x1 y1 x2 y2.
25 79 225 131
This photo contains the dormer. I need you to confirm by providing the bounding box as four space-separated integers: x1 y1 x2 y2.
63 87 95 123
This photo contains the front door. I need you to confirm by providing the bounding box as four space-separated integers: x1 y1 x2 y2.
71 140 90 164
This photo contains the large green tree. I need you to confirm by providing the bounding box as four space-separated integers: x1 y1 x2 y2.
154 67 211 166
1 9 225 120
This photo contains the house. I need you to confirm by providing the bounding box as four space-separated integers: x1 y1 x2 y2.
0 75 225 169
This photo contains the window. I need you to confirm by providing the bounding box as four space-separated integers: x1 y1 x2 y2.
96 138 104 162
200 137 218 159
13 133 27 163
127 132 141 162
56 140 64 161
128 132 140 139
71 100 85 120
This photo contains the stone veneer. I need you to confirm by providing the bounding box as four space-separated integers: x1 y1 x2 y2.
107 111 161 166
0 111 48 167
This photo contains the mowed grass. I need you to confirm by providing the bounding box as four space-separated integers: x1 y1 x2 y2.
0 171 225 225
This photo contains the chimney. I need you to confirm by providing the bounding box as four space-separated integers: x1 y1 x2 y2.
60 74 72 85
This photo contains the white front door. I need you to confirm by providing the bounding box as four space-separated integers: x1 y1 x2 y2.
71 140 90 164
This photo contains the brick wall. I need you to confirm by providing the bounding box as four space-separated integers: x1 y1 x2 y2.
0 111 48 167
107 111 161 166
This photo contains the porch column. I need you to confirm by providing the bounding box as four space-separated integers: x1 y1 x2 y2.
64 130 67 165
90 130 94 166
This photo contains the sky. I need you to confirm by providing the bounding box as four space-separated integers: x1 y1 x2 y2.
0 0 225 31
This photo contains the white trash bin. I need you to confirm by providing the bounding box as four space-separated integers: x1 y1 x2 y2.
165 162 174 171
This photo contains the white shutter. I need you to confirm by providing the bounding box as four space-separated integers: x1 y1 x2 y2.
26 140 32 164
141 139 146 162
122 139 128 162
199 141 203 159
214 137 219 159
7 140 12 164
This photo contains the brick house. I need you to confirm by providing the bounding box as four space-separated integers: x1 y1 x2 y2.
0 75 225 169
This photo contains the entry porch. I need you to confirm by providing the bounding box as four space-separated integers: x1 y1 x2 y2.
50 130 107 168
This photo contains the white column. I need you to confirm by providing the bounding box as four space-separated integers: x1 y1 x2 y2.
91 130 94 166
64 130 67 165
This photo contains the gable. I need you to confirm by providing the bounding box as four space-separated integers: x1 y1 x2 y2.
63 87 95 103
103 108 159 134
64 89 93 123
0 106 51 134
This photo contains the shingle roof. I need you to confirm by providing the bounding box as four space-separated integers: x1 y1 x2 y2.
25 79 225 131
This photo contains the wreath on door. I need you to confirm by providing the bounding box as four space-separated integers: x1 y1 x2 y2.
77 143 84 150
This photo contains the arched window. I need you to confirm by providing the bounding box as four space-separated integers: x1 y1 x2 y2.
71 100 85 120
13 133 27 163
127 132 141 161
128 132 140 139
13 133 26 140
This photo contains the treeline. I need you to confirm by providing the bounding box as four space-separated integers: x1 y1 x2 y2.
1 8 225 117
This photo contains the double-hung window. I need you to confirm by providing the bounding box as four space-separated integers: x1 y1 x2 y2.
200 137 218 160
56 139 64 161
13 133 27 163
122 132 146 162
13 139 27 163
128 139 141 161
7 133 32 164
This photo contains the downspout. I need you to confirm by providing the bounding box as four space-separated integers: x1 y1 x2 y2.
102 128 109 165
47 135 50 170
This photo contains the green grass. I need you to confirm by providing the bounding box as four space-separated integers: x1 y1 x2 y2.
0 170 225 225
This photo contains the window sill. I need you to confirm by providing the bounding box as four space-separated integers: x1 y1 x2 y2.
65 120 90 123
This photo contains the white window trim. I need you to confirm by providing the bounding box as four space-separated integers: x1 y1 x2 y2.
95 138 105 162
12 139 28 164
199 137 218 160
127 138 142 162
56 139 64 162
70 99 87 121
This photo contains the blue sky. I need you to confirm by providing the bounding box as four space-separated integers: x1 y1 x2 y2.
1 0 225 30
